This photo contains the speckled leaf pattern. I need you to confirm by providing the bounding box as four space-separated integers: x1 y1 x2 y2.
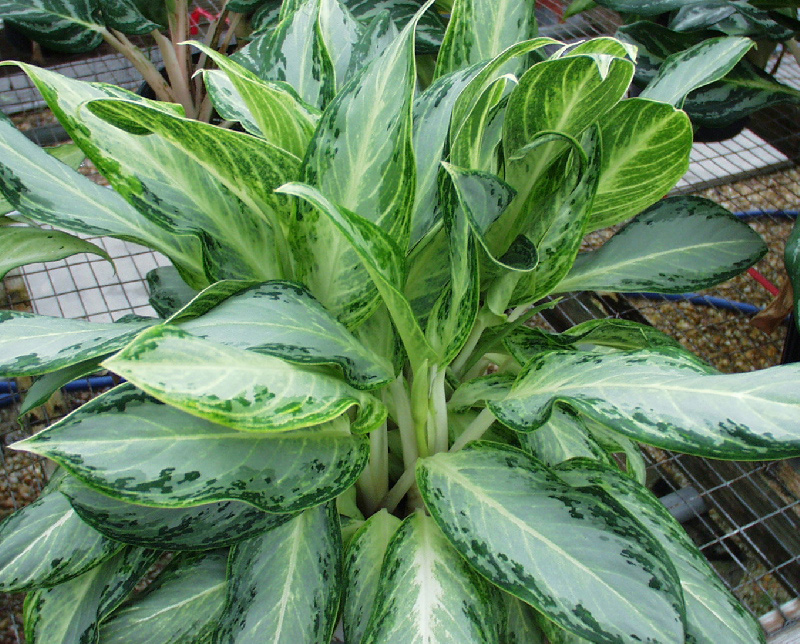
0 225 110 280
523 406 615 469
86 97 301 282
344 0 446 54
318 0 364 88
292 3 420 327
640 36 752 106
587 98 692 231
213 503 342 644
491 348 800 459
278 184 435 371
14 384 369 512
0 310 154 377
361 511 503 644
102 325 387 433
101 0 162 34
503 594 546 644
0 0 103 53
447 373 515 411
24 546 158 644
203 69 265 137
0 104 206 287
0 489 121 592
342 509 402 644
173 281 394 390
556 460 767 644
60 476 295 551
556 196 767 294
435 0 536 79
196 43 319 158
594 0 706 15
416 443 686 643
98 551 228 644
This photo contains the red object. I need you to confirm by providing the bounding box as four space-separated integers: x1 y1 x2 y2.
537 0 565 21
189 7 218 36
747 267 780 296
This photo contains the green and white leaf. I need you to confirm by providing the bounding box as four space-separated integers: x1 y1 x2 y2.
503 594 546 644
448 373 515 411
14 384 369 512
60 475 295 551
342 509 401 644
0 489 121 592
417 442 686 643
318 0 365 88
102 0 163 34
344 0 446 54
145 265 199 319
24 546 157 644
0 0 103 53
0 310 154 377
214 503 342 644
491 348 800 459
523 406 616 469
173 280 394 390
556 459 767 644
556 196 767 294
362 510 503 644
98 551 228 644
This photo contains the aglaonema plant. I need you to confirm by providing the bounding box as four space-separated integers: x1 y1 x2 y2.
0 1 798 642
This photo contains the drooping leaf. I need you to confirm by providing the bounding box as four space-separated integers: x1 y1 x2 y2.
555 196 767 294
0 310 155 377
172 280 395 390
523 406 616 469
448 373 515 411
490 348 800 459
417 442 686 643
0 489 122 592
362 510 503 644
556 459 767 644
0 0 104 53
203 69 266 137
13 384 369 512
342 509 402 644
24 546 158 644
587 98 693 231
98 551 228 644
60 475 295 551
19 357 107 415
214 503 342 644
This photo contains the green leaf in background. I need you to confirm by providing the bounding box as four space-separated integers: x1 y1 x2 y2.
670 1 796 40
345 0 447 54
102 0 163 34
19 357 107 415
491 348 800 459
173 281 395 390
44 141 86 170
640 36 753 106
103 325 387 433
60 476 294 551
0 310 155 377
417 442 686 643
145 265 199 318
318 0 365 89
556 459 767 644
98 551 228 644
24 546 158 644
434 0 537 79
587 98 692 232
362 510 503 644
786 217 800 327
594 0 704 15
0 225 111 281
203 69 266 136
342 509 402 644
503 594 546 643
13 384 369 512
0 489 121 592
215 503 342 644
555 196 767 294
0 0 103 53
448 372 515 411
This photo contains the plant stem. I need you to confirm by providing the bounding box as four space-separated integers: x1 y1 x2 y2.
430 365 449 453
102 29 175 104
450 407 496 452
410 362 430 458
389 376 418 469
451 315 488 377
380 466 416 513
153 30 196 118
361 422 388 515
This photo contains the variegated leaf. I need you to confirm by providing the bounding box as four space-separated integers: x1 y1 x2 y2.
345 10 399 83
670 1 793 40
291 4 419 327
145 266 199 318
0 225 110 280
172 281 395 390
98 551 228 644
523 406 615 469
214 503 342 644
60 475 294 551
102 0 163 34
362 510 503 644
0 488 121 592
13 384 369 512
0 0 103 53
318 0 365 88
503 594 546 644
103 325 386 433
556 459 767 644
448 373 515 411
587 98 692 231
417 443 686 643
0 310 154 377
344 0 446 54
556 196 767 294
0 101 207 287
594 0 703 15
491 348 800 459
342 509 402 644
24 546 158 644
203 69 265 137
640 36 753 106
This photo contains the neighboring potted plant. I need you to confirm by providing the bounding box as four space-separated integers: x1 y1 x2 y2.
0 1 798 642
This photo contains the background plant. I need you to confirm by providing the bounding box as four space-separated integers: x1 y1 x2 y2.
0 1 799 642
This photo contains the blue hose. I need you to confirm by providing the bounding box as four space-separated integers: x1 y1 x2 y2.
626 292 762 316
